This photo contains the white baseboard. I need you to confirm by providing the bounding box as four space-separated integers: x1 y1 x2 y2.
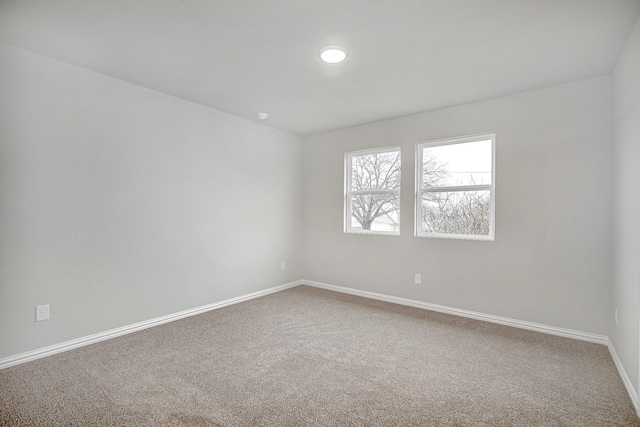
303 280 640 410
0 280 303 370
0 278 614 371
302 280 608 345
608 340 639 415
4 277 636 416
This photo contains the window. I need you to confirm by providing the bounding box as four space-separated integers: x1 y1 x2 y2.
416 134 495 240
345 147 401 235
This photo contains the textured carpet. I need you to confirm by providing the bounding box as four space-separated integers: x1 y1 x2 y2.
1 285 638 426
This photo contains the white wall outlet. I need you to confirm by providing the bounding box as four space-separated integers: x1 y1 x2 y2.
414 273 422 285
280 261 286 271
36 304 50 322
614 307 618 325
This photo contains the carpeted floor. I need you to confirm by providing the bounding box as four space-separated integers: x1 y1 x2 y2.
1 285 638 426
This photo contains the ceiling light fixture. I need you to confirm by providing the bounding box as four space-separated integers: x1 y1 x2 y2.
257 112 269 120
319 45 348 63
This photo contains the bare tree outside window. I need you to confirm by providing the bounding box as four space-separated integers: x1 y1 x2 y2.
346 148 401 233
417 136 495 240
422 190 491 235
419 150 490 235
345 136 494 238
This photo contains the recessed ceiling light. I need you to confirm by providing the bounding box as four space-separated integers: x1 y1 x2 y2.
257 112 269 120
319 46 348 64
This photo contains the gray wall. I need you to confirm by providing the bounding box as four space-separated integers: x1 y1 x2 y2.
0 43 303 359
611 14 640 394
303 76 612 336
1 23 634 377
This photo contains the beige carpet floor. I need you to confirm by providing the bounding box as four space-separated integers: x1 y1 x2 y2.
1 285 638 426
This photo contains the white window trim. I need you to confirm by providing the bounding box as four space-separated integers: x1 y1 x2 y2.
415 134 495 241
345 146 401 235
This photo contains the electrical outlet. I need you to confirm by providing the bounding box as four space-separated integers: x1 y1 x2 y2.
36 304 50 322
414 273 422 285
281 261 286 271
615 307 618 326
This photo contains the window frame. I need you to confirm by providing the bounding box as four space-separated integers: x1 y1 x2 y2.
415 134 495 241
344 146 401 235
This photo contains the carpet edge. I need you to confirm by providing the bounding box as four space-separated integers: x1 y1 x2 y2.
0 280 303 370
609 340 640 416
302 280 608 345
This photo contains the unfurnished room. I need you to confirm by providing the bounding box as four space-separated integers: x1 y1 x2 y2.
1 1 640 425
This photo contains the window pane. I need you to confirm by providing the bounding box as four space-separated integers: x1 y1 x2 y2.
351 150 401 191
422 140 492 187
350 194 399 232
422 191 491 235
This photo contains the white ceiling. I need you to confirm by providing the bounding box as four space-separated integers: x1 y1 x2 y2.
1 0 639 136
